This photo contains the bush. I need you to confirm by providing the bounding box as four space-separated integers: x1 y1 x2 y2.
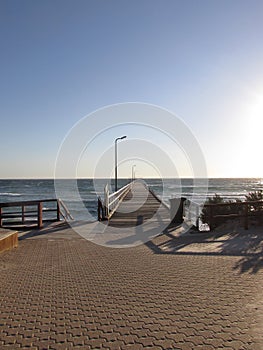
201 191 263 229
245 190 263 212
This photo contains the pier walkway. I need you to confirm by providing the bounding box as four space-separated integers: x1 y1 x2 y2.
1 221 263 349
108 181 170 227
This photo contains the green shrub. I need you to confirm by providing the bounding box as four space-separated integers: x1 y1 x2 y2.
201 191 263 229
245 190 263 212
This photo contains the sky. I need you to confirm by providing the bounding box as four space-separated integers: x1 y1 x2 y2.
1 0 263 179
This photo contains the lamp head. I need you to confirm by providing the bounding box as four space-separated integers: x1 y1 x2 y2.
115 135 127 142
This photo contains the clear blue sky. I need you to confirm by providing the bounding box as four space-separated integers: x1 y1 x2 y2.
1 0 263 178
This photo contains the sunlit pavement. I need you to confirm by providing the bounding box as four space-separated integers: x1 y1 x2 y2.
0 222 263 349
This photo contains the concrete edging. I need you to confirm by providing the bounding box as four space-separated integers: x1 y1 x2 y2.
0 229 18 253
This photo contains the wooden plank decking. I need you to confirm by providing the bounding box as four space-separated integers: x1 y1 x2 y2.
108 181 170 227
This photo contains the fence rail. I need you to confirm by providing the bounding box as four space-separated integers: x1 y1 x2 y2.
98 182 133 221
0 199 73 228
202 200 263 230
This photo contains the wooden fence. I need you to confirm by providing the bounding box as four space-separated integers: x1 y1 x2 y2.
0 199 73 229
203 200 263 230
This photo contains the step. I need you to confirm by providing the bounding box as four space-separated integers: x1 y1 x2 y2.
0 229 18 253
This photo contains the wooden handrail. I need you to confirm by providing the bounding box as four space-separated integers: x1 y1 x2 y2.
0 199 73 229
148 186 170 210
108 182 131 200
108 183 132 219
58 199 74 220
99 182 133 220
183 199 263 231
204 200 263 207
0 198 59 208
202 200 263 230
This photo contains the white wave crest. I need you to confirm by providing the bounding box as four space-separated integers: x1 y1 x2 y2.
0 192 21 196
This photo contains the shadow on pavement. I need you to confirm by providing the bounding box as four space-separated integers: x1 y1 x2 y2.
18 221 80 240
144 223 263 274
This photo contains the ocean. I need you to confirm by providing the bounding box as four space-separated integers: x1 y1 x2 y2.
0 178 262 221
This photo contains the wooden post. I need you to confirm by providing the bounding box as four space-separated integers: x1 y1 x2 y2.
195 204 199 228
244 202 248 230
209 205 214 231
56 200 60 221
38 202 43 228
0 207 2 227
98 198 101 221
22 205 25 224
98 197 104 221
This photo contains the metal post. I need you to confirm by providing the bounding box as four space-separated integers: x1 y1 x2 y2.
104 183 109 218
132 165 136 181
114 136 127 192
115 139 118 192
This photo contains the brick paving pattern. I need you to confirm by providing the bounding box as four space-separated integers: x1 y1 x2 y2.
0 223 263 349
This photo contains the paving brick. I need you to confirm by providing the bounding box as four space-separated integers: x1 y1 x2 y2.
33 339 56 348
135 336 156 347
0 345 21 349
51 343 74 350
167 333 186 342
1 335 19 345
153 338 176 348
0 223 262 349
103 340 125 349
123 344 143 350
195 345 215 350
85 338 105 348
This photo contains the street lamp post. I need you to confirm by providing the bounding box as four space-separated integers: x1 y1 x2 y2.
132 164 136 181
115 136 127 192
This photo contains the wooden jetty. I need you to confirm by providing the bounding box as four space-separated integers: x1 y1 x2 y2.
109 181 170 227
98 180 263 231
98 180 171 228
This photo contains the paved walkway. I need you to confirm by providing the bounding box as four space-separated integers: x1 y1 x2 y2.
0 222 263 349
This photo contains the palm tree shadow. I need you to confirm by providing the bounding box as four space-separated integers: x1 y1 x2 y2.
232 233 263 274
144 220 263 274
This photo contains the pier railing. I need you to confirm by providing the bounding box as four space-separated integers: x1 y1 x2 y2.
148 186 170 211
98 182 133 221
0 199 73 229
98 182 263 230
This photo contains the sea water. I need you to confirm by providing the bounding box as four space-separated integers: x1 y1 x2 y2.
0 178 262 221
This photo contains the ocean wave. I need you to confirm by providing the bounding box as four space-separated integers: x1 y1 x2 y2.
0 192 21 197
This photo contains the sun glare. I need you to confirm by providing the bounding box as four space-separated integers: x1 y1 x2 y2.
242 94 263 176
247 94 263 138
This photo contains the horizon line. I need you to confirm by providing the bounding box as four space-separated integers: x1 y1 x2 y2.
0 176 262 180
